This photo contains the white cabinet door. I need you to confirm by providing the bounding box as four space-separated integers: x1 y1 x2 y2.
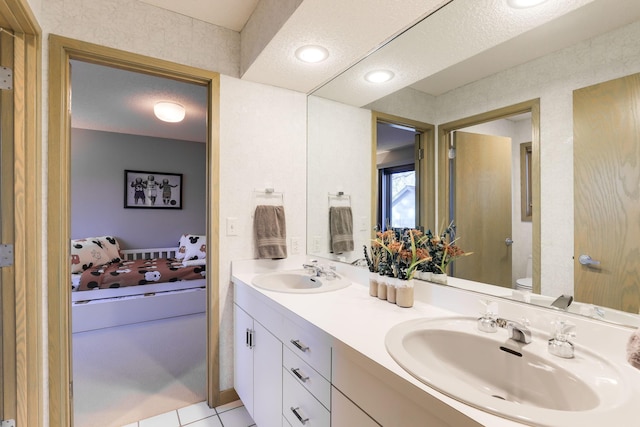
234 304 254 416
253 321 282 427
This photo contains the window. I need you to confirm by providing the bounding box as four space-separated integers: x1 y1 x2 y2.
378 164 416 229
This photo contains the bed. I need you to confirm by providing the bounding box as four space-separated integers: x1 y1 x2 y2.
71 237 208 426
71 234 207 303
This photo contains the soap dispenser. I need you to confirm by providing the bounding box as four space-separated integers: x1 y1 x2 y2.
477 300 498 333
548 319 576 359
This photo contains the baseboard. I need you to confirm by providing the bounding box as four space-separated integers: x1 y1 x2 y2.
219 388 240 406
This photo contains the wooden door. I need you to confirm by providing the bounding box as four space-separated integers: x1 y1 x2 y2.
0 28 15 424
453 131 513 287
574 74 640 313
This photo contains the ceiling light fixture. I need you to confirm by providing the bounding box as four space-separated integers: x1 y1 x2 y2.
154 101 186 123
295 45 329 63
507 0 548 8
364 70 395 83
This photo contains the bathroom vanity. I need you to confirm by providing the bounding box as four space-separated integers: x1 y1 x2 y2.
232 257 640 427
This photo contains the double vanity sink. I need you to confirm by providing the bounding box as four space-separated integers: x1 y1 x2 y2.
237 263 640 426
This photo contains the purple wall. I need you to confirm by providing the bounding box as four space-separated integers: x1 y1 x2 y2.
71 128 206 249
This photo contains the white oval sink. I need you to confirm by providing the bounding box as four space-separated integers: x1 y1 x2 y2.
385 317 632 426
252 269 351 293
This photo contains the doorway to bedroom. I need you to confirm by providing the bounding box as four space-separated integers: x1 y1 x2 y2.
69 59 209 426
47 35 221 427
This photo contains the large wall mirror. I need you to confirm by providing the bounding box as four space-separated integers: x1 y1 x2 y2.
307 0 640 327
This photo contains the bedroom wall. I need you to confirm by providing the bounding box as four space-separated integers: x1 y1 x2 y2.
70 128 206 249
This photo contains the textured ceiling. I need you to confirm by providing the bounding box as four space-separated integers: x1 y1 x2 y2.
71 0 640 143
136 0 260 31
71 60 208 143
314 0 640 106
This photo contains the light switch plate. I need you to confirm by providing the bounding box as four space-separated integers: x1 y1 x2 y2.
226 217 238 236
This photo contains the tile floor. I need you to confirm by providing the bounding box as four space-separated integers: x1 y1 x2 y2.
122 400 256 427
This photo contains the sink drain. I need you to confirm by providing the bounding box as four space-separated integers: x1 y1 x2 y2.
492 395 506 400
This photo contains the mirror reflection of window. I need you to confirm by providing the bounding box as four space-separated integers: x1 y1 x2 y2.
379 165 416 229
376 120 420 230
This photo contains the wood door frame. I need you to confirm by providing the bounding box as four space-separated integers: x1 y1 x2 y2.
371 111 436 234
437 99 541 293
0 0 42 426
47 35 221 426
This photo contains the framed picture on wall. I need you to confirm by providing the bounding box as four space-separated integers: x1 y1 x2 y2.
124 169 183 209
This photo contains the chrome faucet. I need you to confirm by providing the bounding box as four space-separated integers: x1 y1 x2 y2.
551 294 574 310
302 260 338 279
496 318 532 344
303 260 322 276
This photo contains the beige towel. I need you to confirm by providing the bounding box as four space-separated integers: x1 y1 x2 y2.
254 205 287 259
329 206 354 253
628 328 640 369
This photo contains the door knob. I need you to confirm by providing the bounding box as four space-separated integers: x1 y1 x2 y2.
578 254 600 266
505 238 514 246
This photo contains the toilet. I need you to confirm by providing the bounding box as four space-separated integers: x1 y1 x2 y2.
515 254 533 291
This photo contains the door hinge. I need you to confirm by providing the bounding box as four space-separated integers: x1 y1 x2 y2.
0 66 12 90
1 419 16 427
0 244 13 267
417 148 424 160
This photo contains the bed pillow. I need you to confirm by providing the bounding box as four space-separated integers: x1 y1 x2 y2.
176 234 206 261
70 236 121 273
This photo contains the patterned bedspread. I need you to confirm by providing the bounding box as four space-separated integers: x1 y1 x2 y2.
75 257 206 291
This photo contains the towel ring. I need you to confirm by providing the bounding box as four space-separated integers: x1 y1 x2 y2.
328 192 351 207
253 189 284 211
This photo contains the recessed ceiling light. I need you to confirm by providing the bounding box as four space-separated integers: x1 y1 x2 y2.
295 45 329 63
154 101 185 123
507 0 548 8
364 70 394 83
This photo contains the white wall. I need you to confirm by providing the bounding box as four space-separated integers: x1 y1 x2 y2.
219 75 307 387
40 0 239 77
307 96 372 262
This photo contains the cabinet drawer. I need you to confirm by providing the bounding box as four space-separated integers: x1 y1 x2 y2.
283 346 331 409
283 319 332 380
283 367 330 427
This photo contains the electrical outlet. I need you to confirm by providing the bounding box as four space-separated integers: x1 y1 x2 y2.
312 236 321 253
359 216 368 231
291 237 300 254
226 217 238 236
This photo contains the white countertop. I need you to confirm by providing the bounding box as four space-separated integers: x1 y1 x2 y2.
231 256 639 427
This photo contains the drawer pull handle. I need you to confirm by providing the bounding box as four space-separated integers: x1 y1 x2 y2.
290 339 309 352
290 406 309 425
291 367 309 382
